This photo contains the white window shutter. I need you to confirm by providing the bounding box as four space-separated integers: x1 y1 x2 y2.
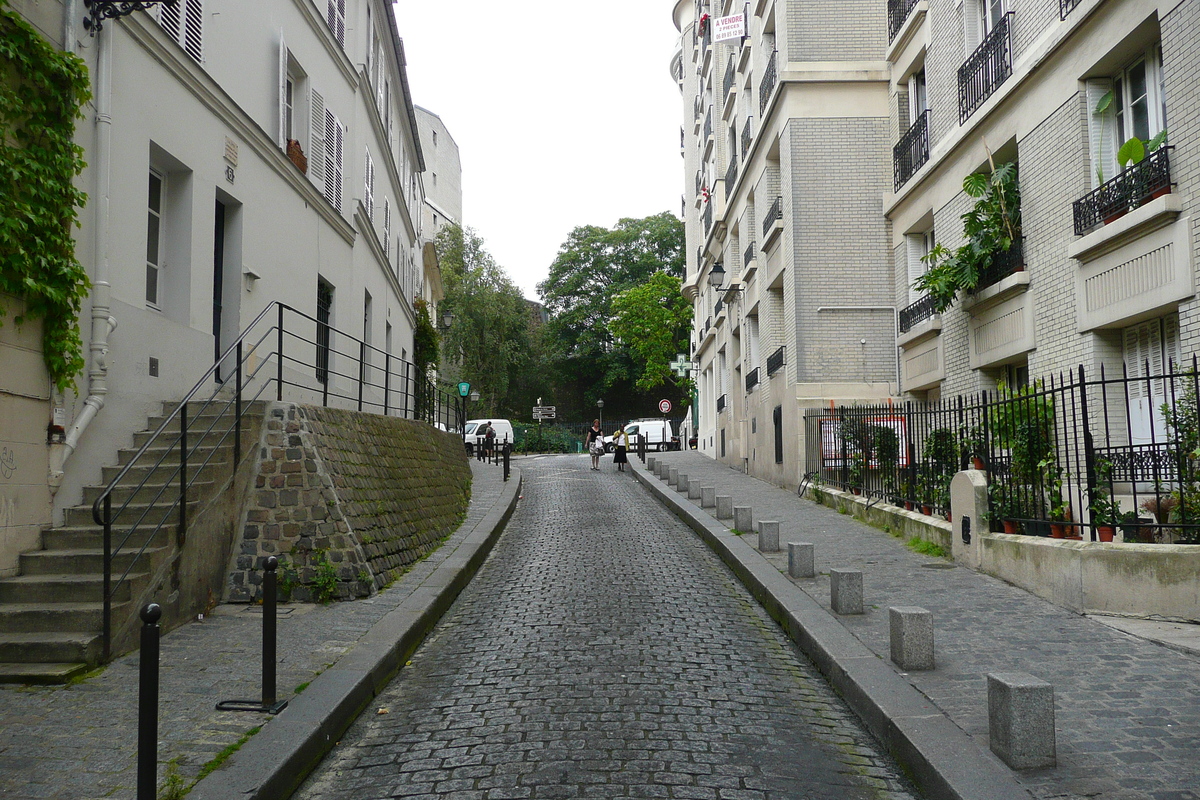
1164 313 1181 370
383 199 391 257
278 30 288 150
159 1 181 39
327 0 346 48
1085 79 1116 188
906 234 928 304
324 111 344 212
963 0 982 55
182 0 203 62
309 89 326 186
364 150 374 221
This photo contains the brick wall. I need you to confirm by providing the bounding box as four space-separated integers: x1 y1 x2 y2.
787 0 886 62
228 403 471 603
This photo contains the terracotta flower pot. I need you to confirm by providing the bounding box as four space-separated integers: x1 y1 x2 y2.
971 456 986 470
1002 519 1020 534
1096 526 1116 543
921 505 932 516
1049 523 1066 539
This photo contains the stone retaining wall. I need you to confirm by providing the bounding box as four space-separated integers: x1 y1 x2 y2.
227 403 471 602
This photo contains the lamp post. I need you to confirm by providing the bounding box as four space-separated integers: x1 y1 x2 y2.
596 398 604 432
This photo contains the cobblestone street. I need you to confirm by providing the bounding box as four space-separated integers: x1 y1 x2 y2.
293 455 920 800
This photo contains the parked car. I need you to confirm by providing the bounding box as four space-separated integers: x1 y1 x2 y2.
604 419 678 453
464 419 514 455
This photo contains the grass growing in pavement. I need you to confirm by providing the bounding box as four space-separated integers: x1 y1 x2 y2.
906 537 949 558
190 726 262 789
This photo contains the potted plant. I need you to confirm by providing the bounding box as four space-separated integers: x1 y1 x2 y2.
847 453 865 495
990 483 1020 534
961 425 988 470
1089 487 1121 542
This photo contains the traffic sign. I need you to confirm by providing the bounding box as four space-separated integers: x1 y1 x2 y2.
457 382 471 397
658 399 672 414
533 405 556 420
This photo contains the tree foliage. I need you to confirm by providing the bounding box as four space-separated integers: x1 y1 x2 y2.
435 224 531 418
610 271 692 393
0 1 92 393
537 212 685 418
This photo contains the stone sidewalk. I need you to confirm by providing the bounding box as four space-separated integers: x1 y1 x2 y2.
0 458 518 800
639 451 1200 800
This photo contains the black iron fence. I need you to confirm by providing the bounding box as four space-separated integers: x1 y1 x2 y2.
804 357 1200 544
92 301 461 658
958 13 1013 124
1072 147 1173 235
894 109 930 191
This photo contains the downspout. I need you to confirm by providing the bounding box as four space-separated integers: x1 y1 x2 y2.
49 20 116 494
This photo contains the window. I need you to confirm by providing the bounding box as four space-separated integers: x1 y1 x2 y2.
309 89 344 211
383 198 391 260
146 170 165 308
906 228 934 303
1087 43 1165 187
432 130 438 147
278 35 308 150
316 279 333 384
909 70 927 120
158 0 203 63
364 149 375 220
1124 314 1181 445
325 0 346 48
964 0 1004 53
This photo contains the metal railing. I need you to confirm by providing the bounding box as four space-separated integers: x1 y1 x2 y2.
888 0 920 41
893 109 930 191
723 55 736 99
717 394 727 413
1059 0 1082 19
759 50 777 114
898 294 936 333
804 357 1200 543
1072 147 1173 235
725 154 739 197
762 195 782 236
741 116 753 159
746 367 760 392
704 109 713 143
715 298 724 317
974 237 1025 292
695 169 705 196
766 345 785 376
703 201 713 234
958 13 1013 125
93 301 461 658
743 241 756 267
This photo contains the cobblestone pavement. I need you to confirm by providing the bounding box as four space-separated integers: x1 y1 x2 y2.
293 455 920 800
0 460 508 800
643 452 1200 800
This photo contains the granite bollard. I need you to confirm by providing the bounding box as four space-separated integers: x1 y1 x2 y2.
830 569 863 614
889 606 934 671
701 487 716 508
688 479 702 500
733 506 753 533
716 496 733 520
647 456 657 472
668 468 679 487
788 542 815 578
676 473 689 492
988 672 1056 769
758 520 780 552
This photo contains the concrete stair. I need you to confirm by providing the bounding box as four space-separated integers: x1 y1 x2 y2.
0 402 260 684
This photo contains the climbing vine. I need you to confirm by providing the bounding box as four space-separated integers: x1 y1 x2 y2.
0 0 91 393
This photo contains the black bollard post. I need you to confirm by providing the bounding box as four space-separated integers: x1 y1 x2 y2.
503 442 510 481
137 603 162 800
216 557 288 714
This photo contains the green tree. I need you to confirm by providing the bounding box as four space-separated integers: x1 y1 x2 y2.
537 212 684 419
436 224 531 418
609 271 691 393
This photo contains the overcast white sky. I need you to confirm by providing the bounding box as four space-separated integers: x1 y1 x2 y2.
394 2 685 301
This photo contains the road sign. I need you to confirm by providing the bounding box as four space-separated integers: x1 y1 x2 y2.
533 405 556 420
457 382 471 397
658 399 672 414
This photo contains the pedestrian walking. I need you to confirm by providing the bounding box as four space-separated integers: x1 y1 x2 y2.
613 423 629 472
585 419 604 470
484 421 496 459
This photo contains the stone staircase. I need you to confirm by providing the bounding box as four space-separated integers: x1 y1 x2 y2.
0 402 260 684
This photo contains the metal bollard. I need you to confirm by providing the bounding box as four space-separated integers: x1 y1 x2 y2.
217 557 288 714
503 442 511 481
137 603 162 800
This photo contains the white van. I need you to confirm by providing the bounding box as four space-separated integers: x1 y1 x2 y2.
605 419 677 452
464 419 514 455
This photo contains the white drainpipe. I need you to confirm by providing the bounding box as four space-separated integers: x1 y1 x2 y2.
49 22 116 495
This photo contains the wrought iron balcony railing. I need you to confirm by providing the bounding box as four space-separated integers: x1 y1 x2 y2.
725 154 739 198
1059 0 1082 19
693 95 704 123
741 116 753 159
704 110 713 143
723 56 736 99
717 394 727 413
893 109 930 191
743 241 756 266
898 294 936 333
1072 147 1172 235
958 13 1013 125
974 237 1025 292
746 367 760 392
703 201 713 234
888 0 920 41
715 298 724 317
762 195 782 237
766 345 785 376
759 50 777 114
695 169 704 196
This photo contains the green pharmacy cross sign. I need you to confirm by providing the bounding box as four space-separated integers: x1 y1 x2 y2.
458 382 471 397
669 355 694 378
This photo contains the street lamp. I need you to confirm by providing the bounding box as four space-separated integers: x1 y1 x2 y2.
596 398 604 432
440 310 454 330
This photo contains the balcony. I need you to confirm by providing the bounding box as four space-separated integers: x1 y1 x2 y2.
759 50 777 115
725 155 739 199
766 345 785 377
1072 147 1173 235
704 110 713 147
741 116 753 159
893 109 930 191
723 56 736 100
695 169 704 197
898 294 937 334
958 13 1013 125
745 367 760 392
1059 0 1082 19
888 0 920 42
715 297 724 318
761 195 783 245
743 241 756 270
974 238 1025 293
703 201 713 235
717 394 727 413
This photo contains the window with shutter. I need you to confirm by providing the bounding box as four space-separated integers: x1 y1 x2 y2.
1086 79 1116 188
364 149 374 221
326 0 346 48
309 89 326 186
157 0 203 63
383 199 391 261
324 110 344 212
278 31 289 149
906 231 932 304
1124 314 1181 445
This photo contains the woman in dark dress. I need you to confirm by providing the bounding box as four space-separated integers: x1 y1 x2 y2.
585 419 603 470
613 423 629 472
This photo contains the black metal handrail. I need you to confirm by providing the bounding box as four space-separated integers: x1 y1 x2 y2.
717 394 727 413
898 294 936 333
893 109 930 191
746 367 760 392
741 116 753 159
1072 147 1172 235
888 0 920 41
974 238 1025 292
725 154 739 198
759 50 777 114
958 13 1012 125
762 195 782 236
723 55 736 99
92 301 461 658
767 345 785 376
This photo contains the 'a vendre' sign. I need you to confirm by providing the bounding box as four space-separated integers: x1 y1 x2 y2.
712 13 747 43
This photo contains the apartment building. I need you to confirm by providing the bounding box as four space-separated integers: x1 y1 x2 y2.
414 106 462 310
889 0 1198 408
671 0 898 488
1 0 430 541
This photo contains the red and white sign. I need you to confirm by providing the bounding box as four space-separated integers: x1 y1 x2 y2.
659 399 673 414
713 13 747 43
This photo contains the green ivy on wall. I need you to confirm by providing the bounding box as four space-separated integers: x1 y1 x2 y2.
0 0 91 393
